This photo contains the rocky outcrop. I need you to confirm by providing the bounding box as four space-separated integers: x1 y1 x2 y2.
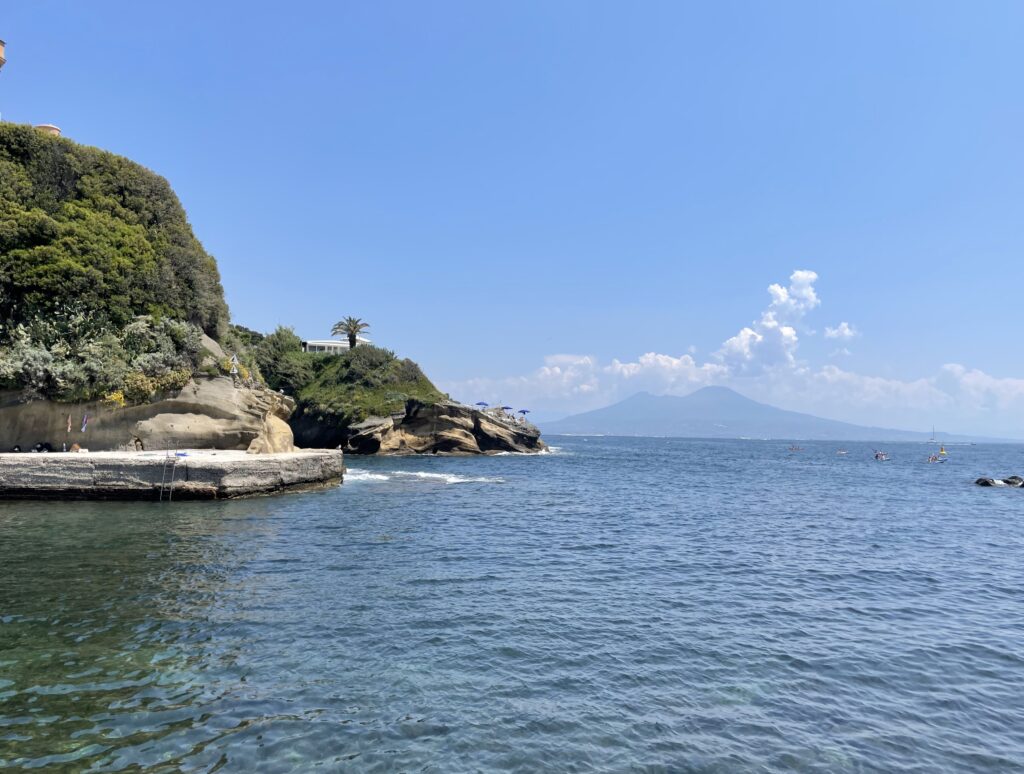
975 476 1024 487
0 377 296 454
0 449 345 500
294 400 546 455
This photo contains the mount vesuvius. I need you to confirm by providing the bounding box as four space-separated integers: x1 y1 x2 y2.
541 387 1001 442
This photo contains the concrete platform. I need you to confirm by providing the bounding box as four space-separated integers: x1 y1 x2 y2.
0 449 345 500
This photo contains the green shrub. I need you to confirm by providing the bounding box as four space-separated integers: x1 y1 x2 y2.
295 344 444 424
0 124 228 339
123 372 155 402
0 124 231 403
153 367 192 393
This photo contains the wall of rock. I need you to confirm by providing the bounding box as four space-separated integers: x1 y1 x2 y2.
292 399 546 455
0 377 296 454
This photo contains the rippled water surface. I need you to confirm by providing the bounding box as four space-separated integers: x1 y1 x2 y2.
2 438 1023 772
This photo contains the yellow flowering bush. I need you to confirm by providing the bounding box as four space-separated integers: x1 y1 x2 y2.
220 357 250 380
123 372 156 402
102 390 127 409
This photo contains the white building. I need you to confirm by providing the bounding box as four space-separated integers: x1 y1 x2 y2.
301 336 372 354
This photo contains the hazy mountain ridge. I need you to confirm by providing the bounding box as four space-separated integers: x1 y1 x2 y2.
542 387 1014 442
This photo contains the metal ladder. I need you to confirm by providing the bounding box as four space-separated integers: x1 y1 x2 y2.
158 446 179 502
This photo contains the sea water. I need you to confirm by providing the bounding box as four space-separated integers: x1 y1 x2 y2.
1 438 1022 772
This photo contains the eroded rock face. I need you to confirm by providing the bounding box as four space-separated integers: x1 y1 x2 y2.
0 377 296 454
294 400 546 455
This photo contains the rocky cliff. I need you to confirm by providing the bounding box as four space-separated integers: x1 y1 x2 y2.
0 377 296 454
292 400 546 455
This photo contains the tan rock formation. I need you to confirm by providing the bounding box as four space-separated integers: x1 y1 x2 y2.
344 401 546 455
246 414 296 454
0 377 297 454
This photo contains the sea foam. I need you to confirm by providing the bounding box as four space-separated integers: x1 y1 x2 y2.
345 469 502 484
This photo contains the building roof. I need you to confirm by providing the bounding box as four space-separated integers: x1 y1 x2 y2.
302 337 371 344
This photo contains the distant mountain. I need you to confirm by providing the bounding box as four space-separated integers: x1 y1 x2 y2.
542 387 1008 442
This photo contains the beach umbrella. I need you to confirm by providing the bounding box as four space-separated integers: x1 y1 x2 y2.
501 406 514 411
518 409 530 415
475 402 489 407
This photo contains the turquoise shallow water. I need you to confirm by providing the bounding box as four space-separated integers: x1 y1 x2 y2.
1 437 1023 772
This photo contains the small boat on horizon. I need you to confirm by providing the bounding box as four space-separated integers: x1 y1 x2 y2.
836 449 848 455
874 450 890 461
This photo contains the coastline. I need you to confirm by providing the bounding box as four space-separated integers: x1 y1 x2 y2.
0 449 345 500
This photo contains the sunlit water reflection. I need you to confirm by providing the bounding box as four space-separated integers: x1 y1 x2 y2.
1 438 1023 771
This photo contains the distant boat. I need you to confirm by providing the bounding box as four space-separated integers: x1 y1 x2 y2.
788 445 804 452
836 449 848 455
874 450 890 461
929 425 938 444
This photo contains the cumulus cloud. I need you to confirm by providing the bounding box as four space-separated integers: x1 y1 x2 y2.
606 352 728 387
766 269 820 316
937 364 1024 410
445 268 1024 436
715 269 818 372
824 322 858 340
809 365 950 409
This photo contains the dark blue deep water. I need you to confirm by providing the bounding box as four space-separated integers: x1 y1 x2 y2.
2 437 1023 772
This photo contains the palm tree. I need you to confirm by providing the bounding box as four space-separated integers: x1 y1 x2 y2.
331 316 370 349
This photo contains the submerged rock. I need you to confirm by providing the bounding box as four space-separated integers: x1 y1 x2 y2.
0 377 296 454
975 476 1024 487
303 400 546 455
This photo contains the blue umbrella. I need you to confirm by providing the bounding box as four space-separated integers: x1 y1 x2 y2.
475 402 489 407
518 409 530 414
501 405 514 411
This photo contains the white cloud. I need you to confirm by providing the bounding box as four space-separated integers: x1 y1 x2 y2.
715 269 818 372
766 269 820 317
824 322 858 340
937 364 1024 410
444 268 1024 436
808 365 950 410
606 352 728 387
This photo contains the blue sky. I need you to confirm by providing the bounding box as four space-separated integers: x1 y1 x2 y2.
3 2 1024 435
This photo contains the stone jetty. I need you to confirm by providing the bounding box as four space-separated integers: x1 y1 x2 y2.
0 449 345 500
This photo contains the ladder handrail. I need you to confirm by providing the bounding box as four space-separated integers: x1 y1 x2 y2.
158 443 179 502
167 454 179 502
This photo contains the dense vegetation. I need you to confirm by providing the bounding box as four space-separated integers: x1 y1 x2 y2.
248 326 445 425
0 124 446 424
0 124 229 401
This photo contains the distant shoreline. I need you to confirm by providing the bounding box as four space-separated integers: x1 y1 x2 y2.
542 433 1022 444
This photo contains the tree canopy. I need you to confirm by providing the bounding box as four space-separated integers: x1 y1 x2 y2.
331 317 369 349
0 124 230 402
0 123 228 339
